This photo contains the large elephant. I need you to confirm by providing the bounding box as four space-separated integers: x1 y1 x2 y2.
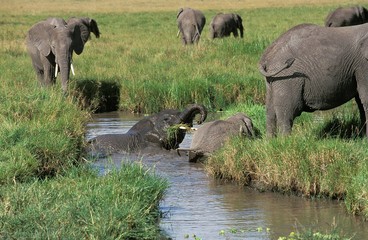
177 113 255 162
88 104 207 156
26 17 100 92
258 23 368 137
325 5 368 27
209 13 244 39
176 8 206 45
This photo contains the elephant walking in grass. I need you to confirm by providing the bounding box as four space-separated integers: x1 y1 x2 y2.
176 8 206 45
88 104 207 157
209 13 244 39
26 17 100 92
325 5 368 27
259 23 368 137
177 113 256 162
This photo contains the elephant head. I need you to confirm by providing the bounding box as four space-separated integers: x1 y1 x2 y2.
26 20 84 92
177 113 256 162
176 8 206 45
66 17 100 44
325 5 368 27
88 104 207 156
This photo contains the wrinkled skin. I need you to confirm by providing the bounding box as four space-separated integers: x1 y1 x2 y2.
89 104 207 156
325 5 368 27
177 8 206 45
177 113 255 162
258 23 368 137
26 17 100 92
209 13 244 39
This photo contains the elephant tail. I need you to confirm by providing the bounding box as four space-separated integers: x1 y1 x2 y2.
192 24 201 43
259 58 295 77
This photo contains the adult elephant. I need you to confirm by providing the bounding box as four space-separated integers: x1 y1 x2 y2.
26 17 100 93
209 13 244 39
176 8 206 45
258 23 368 137
177 113 256 162
88 104 207 156
325 5 368 27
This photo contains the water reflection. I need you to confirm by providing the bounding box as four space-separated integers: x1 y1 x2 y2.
87 111 368 240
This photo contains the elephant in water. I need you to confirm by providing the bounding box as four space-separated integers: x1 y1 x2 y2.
26 17 100 92
177 113 256 162
176 7 206 45
258 23 368 137
209 13 244 39
325 5 368 27
88 104 207 156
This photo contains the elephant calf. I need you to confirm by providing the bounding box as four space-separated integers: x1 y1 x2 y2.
177 113 256 162
209 13 244 39
325 5 368 27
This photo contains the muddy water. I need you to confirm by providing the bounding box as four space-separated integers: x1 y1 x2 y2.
86 111 368 240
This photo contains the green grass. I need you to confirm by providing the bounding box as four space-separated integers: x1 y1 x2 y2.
0 163 168 239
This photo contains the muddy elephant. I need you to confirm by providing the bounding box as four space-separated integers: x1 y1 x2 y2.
325 5 368 27
26 17 100 92
176 8 206 45
258 23 368 137
209 13 244 39
88 104 207 156
177 113 255 162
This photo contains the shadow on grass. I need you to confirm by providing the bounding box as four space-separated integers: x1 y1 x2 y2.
315 115 364 140
74 79 120 113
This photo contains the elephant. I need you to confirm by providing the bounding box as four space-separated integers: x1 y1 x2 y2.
88 104 207 156
209 13 244 39
26 17 100 92
258 23 368 137
177 113 256 162
325 5 368 27
176 8 206 45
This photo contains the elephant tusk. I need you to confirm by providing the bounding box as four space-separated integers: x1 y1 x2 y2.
177 29 180 37
55 63 58 77
179 126 187 129
70 63 75 76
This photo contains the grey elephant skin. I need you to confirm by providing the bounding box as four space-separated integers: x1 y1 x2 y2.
178 113 255 162
26 17 100 92
177 8 206 45
88 104 207 156
325 5 368 27
209 13 244 39
259 23 368 137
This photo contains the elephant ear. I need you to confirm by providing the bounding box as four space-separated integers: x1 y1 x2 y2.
71 24 84 55
67 17 100 44
28 21 52 56
177 8 184 18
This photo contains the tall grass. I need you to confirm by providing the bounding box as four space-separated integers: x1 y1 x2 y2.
0 163 168 239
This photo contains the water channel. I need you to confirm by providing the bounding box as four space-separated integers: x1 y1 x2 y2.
86 111 368 240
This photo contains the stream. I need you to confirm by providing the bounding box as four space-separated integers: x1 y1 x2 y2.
86 111 368 240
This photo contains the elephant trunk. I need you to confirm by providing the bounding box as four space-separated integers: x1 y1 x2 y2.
59 58 71 93
179 104 207 126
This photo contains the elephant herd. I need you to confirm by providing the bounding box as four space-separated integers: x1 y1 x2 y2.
26 5 368 162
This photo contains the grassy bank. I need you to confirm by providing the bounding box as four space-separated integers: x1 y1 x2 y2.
206 103 368 219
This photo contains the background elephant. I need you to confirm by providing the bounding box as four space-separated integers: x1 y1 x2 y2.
26 17 100 92
88 104 207 156
177 113 256 162
325 5 368 27
176 8 206 45
209 13 244 39
258 23 368 137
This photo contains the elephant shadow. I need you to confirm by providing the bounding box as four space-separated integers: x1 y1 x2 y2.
315 115 363 139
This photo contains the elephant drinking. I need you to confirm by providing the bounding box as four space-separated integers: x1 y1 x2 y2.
259 23 368 137
88 104 207 156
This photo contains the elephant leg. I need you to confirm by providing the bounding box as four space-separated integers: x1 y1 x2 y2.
42 57 55 86
266 81 277 137
354 96 366 135
355 69 368 136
